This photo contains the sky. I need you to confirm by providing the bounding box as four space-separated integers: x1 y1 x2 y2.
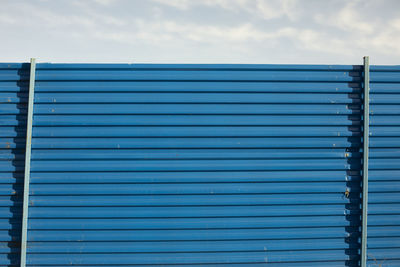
0 0 399 65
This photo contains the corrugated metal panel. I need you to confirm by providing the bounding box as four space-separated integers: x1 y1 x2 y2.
367 65 400 266
0 63 29 266
17 63 361 266
3 62 399 266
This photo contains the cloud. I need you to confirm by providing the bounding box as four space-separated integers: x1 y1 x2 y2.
151 0 300 20
311 0 400 58
314 2 375 34
0 0 399 63
150 0 192 10
367 19 400 55
90 20 287 44
0 13 18 25
91 0 118 6
391 18 400 30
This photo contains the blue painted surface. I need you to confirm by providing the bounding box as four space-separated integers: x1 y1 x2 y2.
367 66 400 266
0 63 30 266
0 62 399 266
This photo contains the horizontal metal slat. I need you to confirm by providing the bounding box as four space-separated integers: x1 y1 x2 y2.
370 66 400 71
1 216 361 231
0 81 27 92
28 182 358 195
370 94 400 104
369 148 400 157
28 126 362 138
0 92 362 104
27 216 357 230
0 260 361 267
368 214 400 226
369 193 400 203
29 170 361 183
0 126 363 138
6 115 363 126
27 205 360 218
27 137 362 149
32 80 361 92
3 194 357 207
370 105 400 115
32 92 362 104
367 237 400 248
29 103 361 115
0 149 25 160
371 72 400 82
370 170 400 181
368 226 400 237
368 203 400 214
0 196 21 207
369 159 400 169
371 127 400 136
26 227 359 241
35 63 363 70
0 92 27 103
8 240 357 255
24 250 359 265
0 63 26 69
0 104 27 114
0 184 20 196
26 238 358 253
33 69 361 82
22 263 359 267
369 137 400 147
3 103 387 115
370 115 400 125
0 70 28 81
366 260 400 267
367 248 400 261
26 148 361 160
18 159 362 172
370 83 400 93
0 172 22 181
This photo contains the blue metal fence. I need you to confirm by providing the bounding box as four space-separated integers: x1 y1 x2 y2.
0 59 399 266
366 64 400 266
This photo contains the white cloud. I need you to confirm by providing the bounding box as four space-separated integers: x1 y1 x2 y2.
367 22 400 55
87 17 350 58
314 2 375 34
390 18 400 30
91 0 118 6
0 0 399 63
0 13 18 25
151 0 300 20
150 0 192 10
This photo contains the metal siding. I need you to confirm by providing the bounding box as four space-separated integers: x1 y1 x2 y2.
1 62 398 266
367 66 400 266
22 64 361 266
0 63 30 266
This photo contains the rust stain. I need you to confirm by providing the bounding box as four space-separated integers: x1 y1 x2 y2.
344 188 350 198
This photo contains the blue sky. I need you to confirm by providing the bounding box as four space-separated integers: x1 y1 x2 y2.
1 0 399 64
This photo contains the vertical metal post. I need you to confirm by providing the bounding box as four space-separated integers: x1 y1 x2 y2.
361 56 370 267
20 58 36 267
